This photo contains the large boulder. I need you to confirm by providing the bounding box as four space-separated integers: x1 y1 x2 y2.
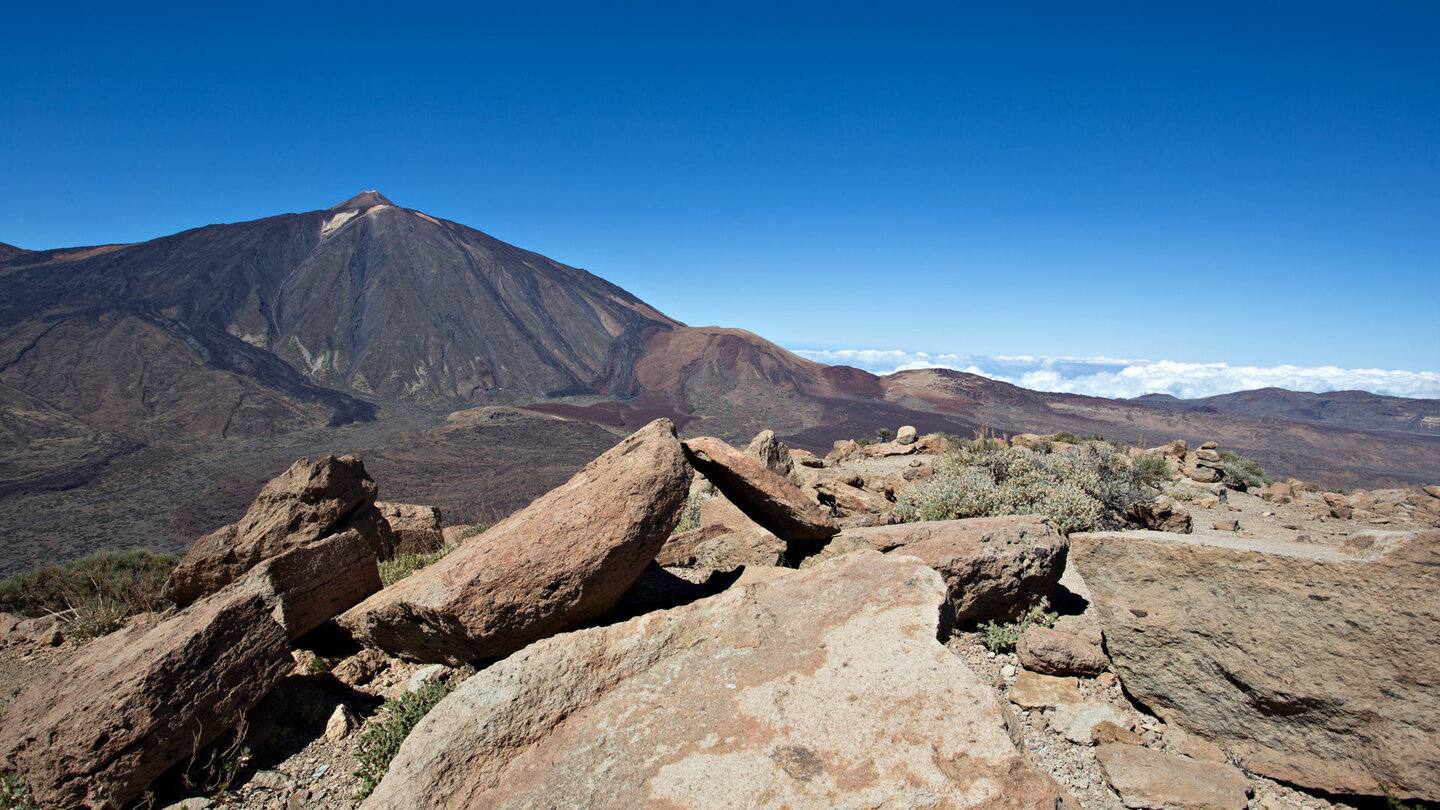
683 436 839 542
234 528 382 639
802 515 1068 624
338 419 692 664
1073 529 1440 800
0 590 292 809
1126 495 1192 533
362 551 1067 809
376 501 445 556
164 455 393 605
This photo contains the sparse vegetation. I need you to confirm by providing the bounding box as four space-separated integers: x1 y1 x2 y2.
183 717 251 801
1219 450 1267 490
355 680 456 798
978 603 1058 653
1051 431 1106 445
1134 453 1172 481
0 771 39 810
0 549 178 640
874 428 895 443
379 542 461 587
672 491 710 535
893 441 1168 534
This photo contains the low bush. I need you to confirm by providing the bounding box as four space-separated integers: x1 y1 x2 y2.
354 680 456 798
1051 431 1106 445
893 442 1167 534
978 603 1058 653
379 543 459 587
1219 451 1267 490
0 771 39 810
671 491 711 535
0 549 178 640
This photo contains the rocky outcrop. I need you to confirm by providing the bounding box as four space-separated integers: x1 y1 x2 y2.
0 591 292 809
802 515 1068 624
338 419 692 664
164 455 393 605
1126 495 1192 533
683 436 838 542
376 502 445 556
1073 529 1440 800
362 551 1066 809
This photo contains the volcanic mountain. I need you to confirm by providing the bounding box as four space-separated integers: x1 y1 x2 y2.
2 193 1437 572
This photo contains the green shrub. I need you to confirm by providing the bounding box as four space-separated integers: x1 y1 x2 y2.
354 680 455 798
1218 451 1266 490
978 603 1058 653
0 772 39 810
379 543 459 587
893 442 1167 534
0 549 177 640
874 428 896 443
672 491 710 535
1051 431 1106 445
1134 453 1171 481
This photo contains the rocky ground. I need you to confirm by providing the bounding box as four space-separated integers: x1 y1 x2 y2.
1 426 1435 809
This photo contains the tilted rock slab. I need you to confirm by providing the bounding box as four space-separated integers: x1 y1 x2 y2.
802 515 1068 624
1073 529 1440 800
165 455 393 605
363 551 1066 810
0 591 292 809
683 436 839 541
339 419 692 664
234 528 382 639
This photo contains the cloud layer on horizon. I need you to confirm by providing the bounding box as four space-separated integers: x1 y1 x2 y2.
787 349 1440 400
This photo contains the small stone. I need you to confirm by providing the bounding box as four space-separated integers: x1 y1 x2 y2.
1212 520 1239 531
1053 702 1130 745
324 704 357 742
1000 664 1017 678
160 799 214 810
896 426 918 445
286 788 313 810
1424 485 1440 499
1096 743 1248 810
1091 720 1143 746
1196 496 1219 509
250 770 295 791
408 663 453 693
1095 672 1118 689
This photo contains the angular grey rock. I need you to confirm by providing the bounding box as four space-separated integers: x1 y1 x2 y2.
1073 529 1440 800
362 551 1066 809
744 429 796 481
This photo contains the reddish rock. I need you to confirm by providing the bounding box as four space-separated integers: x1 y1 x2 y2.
377 502 444 556
683 436 839 542
1096 743 1248 810
234 528 382 639
803 515 1068 624
362 552 1067 810
0 591 291 809
1017 624 1110 676
825 439 860 463
744 429 796 481
164 455 393 605
338 419 692 664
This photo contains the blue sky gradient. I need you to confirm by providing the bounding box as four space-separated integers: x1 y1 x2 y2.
3 2 1436 378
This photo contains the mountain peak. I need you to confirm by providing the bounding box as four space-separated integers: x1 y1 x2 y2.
328 190 397 211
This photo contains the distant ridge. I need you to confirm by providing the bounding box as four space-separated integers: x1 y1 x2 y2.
327 190 397 211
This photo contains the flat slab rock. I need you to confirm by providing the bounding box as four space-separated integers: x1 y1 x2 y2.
339 418 691 664
363 551 1067 809
803 515 1068 624
1073 529 1440 800
1095 743 1248 810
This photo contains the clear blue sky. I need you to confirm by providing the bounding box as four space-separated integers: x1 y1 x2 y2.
3 2 1436 373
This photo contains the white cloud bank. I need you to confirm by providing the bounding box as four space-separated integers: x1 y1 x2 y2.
787 349 1440 400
